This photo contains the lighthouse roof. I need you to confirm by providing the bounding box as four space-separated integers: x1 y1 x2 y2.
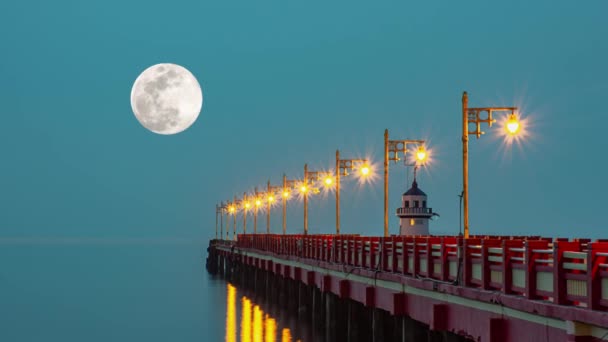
403 180 426 197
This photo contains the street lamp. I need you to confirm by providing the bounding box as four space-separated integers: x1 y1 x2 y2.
302 163 328 235
281 175 298 235
217 201 228 240
231 196 242 240
266 180 283 234
227 200 237 240
242 192 251 234
462 91 520 238
335 150 370 235
383 129 426 237
215 204 219 239
253 187 263 234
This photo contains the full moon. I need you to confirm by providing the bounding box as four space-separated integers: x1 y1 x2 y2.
130 63 203 135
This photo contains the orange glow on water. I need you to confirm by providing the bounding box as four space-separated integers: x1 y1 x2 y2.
253 305 263 342
226 284 237 342
241 297 252 342
281 328 292 342
225 283 293 342
264 315 276 342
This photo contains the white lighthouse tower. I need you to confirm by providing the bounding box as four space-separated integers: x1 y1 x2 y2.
396 175 437 235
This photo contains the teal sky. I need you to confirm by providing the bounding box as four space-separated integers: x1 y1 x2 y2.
1 0 607 240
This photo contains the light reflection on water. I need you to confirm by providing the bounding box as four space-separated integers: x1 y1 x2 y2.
227 284 237 342
225 283 303 342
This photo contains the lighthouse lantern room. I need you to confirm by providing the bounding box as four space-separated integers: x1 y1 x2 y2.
396 173 437 235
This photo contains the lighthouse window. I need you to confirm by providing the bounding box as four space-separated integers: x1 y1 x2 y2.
414 201 419 208
423 201 427 208
404 201 409 208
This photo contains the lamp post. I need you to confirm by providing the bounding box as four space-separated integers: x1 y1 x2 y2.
218 201 227 240
461 91 519 238
242 192 251 234
303 164 309 235
266 181 282 234
215 204 219 239
383 129 426 237
253 187 263 234
231 196 242 240
335 150 369 235
227 200 236 240
302 164 331 235
282 174 298 235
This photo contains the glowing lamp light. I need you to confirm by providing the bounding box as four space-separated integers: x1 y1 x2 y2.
505 113 520 135
229 206 235 213
244 202 251 209
255 199 262 207
324 176 333 185
360 165 370 177
268 195 275 203
416 146 427 162
300 185 308 193
282 190 290 198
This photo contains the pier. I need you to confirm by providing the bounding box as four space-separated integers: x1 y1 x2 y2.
207 234 608 342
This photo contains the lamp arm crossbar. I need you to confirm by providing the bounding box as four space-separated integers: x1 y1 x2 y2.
306 170 332 182
387 140 425 162
467 107 518 138
268 185 282 192
284 180 298 189
337 158 367 175
468 107 517 112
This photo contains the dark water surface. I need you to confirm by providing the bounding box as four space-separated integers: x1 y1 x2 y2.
0 242 316 341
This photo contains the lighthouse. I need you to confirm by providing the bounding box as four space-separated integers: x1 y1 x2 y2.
396 176 437 235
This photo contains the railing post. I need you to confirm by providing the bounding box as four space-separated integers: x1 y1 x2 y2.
381 237 388 271
347 237 352 265
425 238 431 277
524 240 545 300
481 239 500 290
553 241 566 305
502 240 515 294
402 237 409 275
335 236 340 263
392 235 398 273
440 237 448 281
358 238 364 268
463 239 471 287
413 237 420 277
370 238 376 269
586 242 608 310
354 237 359 267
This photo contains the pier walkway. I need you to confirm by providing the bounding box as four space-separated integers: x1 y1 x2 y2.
208 234 608 341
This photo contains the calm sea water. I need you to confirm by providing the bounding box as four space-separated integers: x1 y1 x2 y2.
0 242 317 342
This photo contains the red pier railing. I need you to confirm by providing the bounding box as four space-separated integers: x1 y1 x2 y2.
235 234 608 311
